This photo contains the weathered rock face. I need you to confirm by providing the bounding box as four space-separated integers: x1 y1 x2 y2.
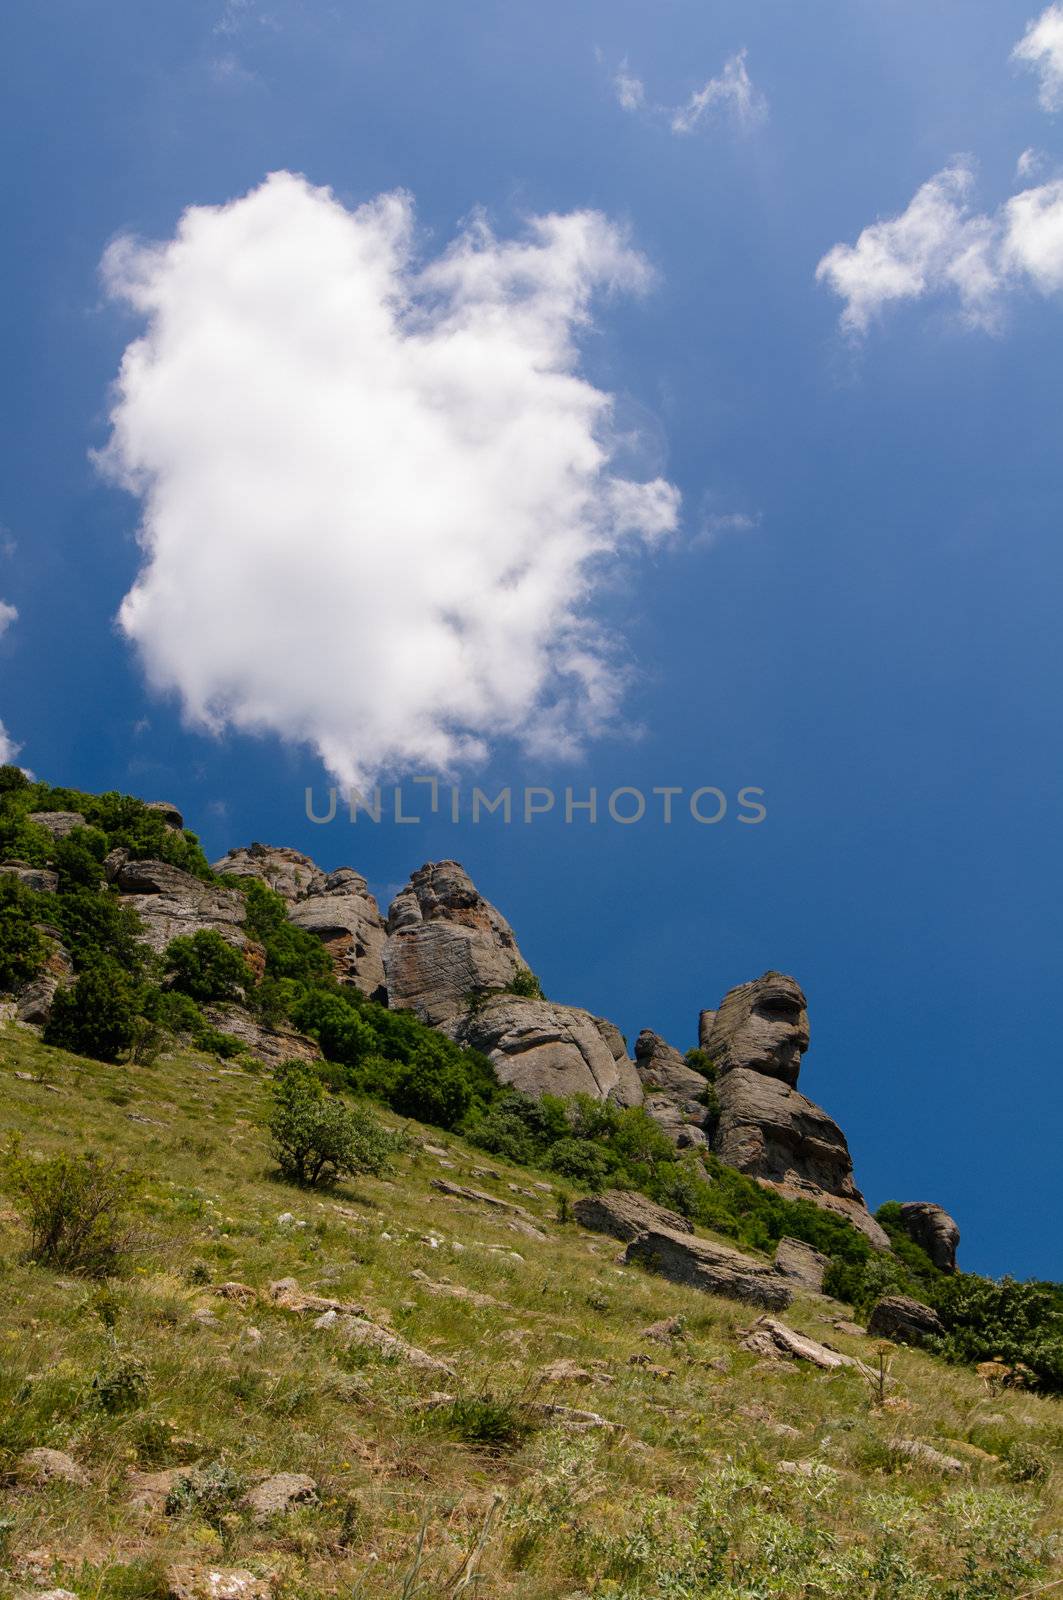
458 994 642 1106
634 1030 711 1148
867 1294 945 1345
145 800 184 830
704 972 888 1249
705 972 809 1086
27 810 86 840
713 1067 889 1248
116 859 248 955
898 1201 960 1273
202 1004 322 1067
572 1188 694 1243
384 861 526 1026
0 861 59 893
216 844 388 998
624 1226 793 1311
16 931 74 1024
773 1236 831 1294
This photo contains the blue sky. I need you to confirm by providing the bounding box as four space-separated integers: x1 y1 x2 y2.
2 0 1062 1278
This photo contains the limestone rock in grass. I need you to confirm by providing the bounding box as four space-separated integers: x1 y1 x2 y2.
14 930 74 1025
145 800 184 831
640 1315 686 1344
429 1177 533 1216
128 1466 184 1511
242 1472 318 1522
625 1227 792 1311
168 1569 272 1600
267 1278 366 1317
533 1402 619 1431
898 1201 960 1272
832 1318 867 1338
27 811 86 840
867 1295 944 1345
890 1438 968 1476
384 861 526 1025
17 1448 89 1487
772 1237 831 1295
539 1358 594 1383
458 994 642 1106
334 1316 456 1375
739 1315 861 1370
573 1189 694 1244
713 1067 890 1250
0 861 59 893
634 1030 711 1148
116 859 248 956
32 1592 79 1600
211 1281 258 1305
202 1003 321 1067
409 1269 508 1309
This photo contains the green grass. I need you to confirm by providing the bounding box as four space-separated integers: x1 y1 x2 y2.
0 1020 1061 1599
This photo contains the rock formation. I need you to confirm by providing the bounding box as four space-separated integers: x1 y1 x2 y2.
706 972 889 1249
572 1189 694 1243
867 1294 945 1345
458 995 642 1105
772 1236 831 1295
633 1030 711 1148
113 858 249 957
215 844 387 998
898 1201 960 1272
624 1225 793 1310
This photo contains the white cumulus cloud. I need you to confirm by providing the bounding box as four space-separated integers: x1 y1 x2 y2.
671 50 766 134
1013 4 1063 112
816 161 1063 335
97 172 680 787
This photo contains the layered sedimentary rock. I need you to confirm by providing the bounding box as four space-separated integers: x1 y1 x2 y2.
772 1236 831 1294
898 1201 960 1273
458 995 642 1106
572 1189 694 1243
383 861 526 1025
215 844 387 997
624 1226 793 1311
707 972 889 1249
115 859 249 955
634 1029 711 1148
867 1294 944 1345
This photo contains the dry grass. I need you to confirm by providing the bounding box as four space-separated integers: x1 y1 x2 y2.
1 1021 1060 1598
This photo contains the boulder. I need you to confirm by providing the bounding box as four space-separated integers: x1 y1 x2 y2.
27 811 86 840
634 1030 711 1148
867 1295 944 1345
202 1003 322 1067
242 1472 318 1522
17 1447 89 1487
712 1067 890 1249
168 1569 272 1600
739 1315 864 1370
773 1237 831 1294
15 933 74 1025
116 859 248 955
458 994 642 1106
0 861 58 893
384 860 526 1025
898 1201 960 1273
214 843 321 902
145 800 184 830
573 1189 694 1243
890 1438 967 1475
624 1226 792 1310
705 972 810 1087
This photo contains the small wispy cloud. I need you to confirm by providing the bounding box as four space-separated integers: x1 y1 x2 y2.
701 510 760 543
816 160 1063 336
0 598 20 765
1016 146 1044 179
608 48 766 134
1013 4 1063 112
671 51 767 134
0 599 17 640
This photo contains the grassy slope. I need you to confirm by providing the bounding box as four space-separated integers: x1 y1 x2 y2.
0 1023 1060 1600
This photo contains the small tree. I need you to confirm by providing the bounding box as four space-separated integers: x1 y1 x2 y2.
164 929 248 1003
43 959 139 1061
268 1062 393 1187
0 1139 141 1276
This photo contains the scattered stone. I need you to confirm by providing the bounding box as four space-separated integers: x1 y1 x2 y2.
212 1281 257 1305
242 1472 318 1521
533 1402 619 1432
739 1316 866 1372
831 1318 867 1338
168 1567 272 1600
773 1237 831 1294
329 1316 455 1376
268 1278 367 1318
625 1227 792 1311
573 1189 694 1244
506 1218 548 1241
0 862 59 893
640 1316 686 1345
943 1439 999 1465
898 1202 960 1273
128 1466 184 1511
430 1178 533 1217
32 1592 79 1600
17 1448 89 1487
422 1142 449 1157
890 1439 968 1476
192 1307 221 1328
409 1269 507 1309
538 1358 594 1384
867 1296 944 1346
628 1355 675 1379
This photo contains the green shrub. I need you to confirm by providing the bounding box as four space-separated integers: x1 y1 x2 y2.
53 826 108 891
165 1461 246 1527
43 959 140 1061
1002 1440 1051 1484
684 1048 718 1080
0 763 28 793
0 878 47 993
388 1037 475 1128
43 887 146 975
0 1141 141 1276
92 1348 150 1413
241 880 333 988
505 966 545 1000
930 1273 1063 1393
430 1392 538 1452
267 1061 394 1187
164 929 248 1003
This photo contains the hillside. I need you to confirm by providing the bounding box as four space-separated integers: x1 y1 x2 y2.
1 1026 1061 1600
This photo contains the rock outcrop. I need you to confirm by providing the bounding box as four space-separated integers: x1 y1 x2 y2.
457 994 642 1106
384 861 526 1026
215 844 387 998
572 1189 694 1243
0 862 59 893
115 859 249 956
772 1236 831 1295
634 1030 711 1147
202 1004 322 1066
706 972 889 1249
27 810 87 840
625 1225 793 1310
16 930 73 1024
867 1295 945 1345
898 1201 960 1273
